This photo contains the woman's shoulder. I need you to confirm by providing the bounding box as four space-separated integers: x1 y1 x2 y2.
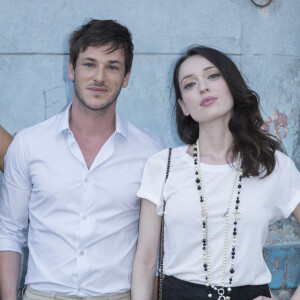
275 150 294 166
146 145 188 165
273 150 299 175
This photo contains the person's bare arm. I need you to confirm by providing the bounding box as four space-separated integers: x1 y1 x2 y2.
0 251 21 300
252 204 300 300
152 277 158 300
289 203 300 300
0 126 13 172
293 202 300 224
131 199 161 300
290 285 300 300
0 130 27 299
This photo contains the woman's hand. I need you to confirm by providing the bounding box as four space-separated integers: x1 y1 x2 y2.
252 297 277 300
293 202 300 224
252 291 278 300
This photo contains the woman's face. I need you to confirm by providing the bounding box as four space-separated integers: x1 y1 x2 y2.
178 55 234 126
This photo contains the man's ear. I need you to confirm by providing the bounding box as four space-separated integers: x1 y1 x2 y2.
68 61 75 82
178 99 190 116
122 69 131 88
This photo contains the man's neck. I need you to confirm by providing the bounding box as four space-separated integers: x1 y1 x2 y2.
68 99 117 169
69 99 116 139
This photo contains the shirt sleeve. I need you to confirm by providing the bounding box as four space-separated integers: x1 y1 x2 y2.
274 152 300 219
137 148 170 216
0 131 31 254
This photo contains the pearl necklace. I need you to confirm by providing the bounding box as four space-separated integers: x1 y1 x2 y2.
194 140 243 300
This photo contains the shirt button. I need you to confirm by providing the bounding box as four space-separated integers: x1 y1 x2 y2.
84 177 89 182
82 215 87 220
79 250 84 256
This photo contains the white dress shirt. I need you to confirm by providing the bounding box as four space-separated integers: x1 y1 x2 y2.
0 104 163 297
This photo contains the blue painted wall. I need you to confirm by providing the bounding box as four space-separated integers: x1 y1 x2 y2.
0 1 299 299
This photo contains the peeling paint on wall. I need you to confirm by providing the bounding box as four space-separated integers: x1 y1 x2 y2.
264 245 300 290
264 109 289 139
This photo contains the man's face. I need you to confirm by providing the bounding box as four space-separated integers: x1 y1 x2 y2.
68 45 131 112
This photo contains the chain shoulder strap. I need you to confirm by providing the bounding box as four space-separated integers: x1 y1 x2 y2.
158 148 172 300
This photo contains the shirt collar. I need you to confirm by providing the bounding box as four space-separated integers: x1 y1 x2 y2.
56 102 72 136
115 111 128 140
55 102 128 140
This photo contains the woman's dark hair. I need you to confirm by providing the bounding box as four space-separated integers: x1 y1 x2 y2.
173 45 283 178
69 19 134 75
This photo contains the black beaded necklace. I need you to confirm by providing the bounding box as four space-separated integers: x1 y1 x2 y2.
194 140 243 300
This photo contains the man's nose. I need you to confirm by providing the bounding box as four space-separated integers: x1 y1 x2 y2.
93 66 105 82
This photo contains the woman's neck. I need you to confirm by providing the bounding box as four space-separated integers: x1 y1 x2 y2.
198 128 234 164
188 122 235 165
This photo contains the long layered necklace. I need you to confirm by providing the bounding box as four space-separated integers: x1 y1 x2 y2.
193 140 243 300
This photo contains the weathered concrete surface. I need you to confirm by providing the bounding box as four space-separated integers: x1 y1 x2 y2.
264 244 300 299
0 0 299 298
241 55 300 162
0 55 70 132
0 0 242 54
264 245 300 289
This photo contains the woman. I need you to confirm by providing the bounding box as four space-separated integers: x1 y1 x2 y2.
0 125 13 172
131 46 300 300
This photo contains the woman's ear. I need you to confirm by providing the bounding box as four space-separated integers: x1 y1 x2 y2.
178 99 190 116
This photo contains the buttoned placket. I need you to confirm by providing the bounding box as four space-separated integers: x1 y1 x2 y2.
66 129 117 294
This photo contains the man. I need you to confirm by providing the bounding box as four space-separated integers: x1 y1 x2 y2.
0 19 162 300
0 126 13 173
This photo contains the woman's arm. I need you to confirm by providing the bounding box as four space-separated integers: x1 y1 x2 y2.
291 285 300 300
253 203 300 300
131 198 162 300
293 202 300 224
290 202 300 300
0 126 13 173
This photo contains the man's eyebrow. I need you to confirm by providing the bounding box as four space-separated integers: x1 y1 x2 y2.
81 58 122 65
108 60 122 65
81 57 96 62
